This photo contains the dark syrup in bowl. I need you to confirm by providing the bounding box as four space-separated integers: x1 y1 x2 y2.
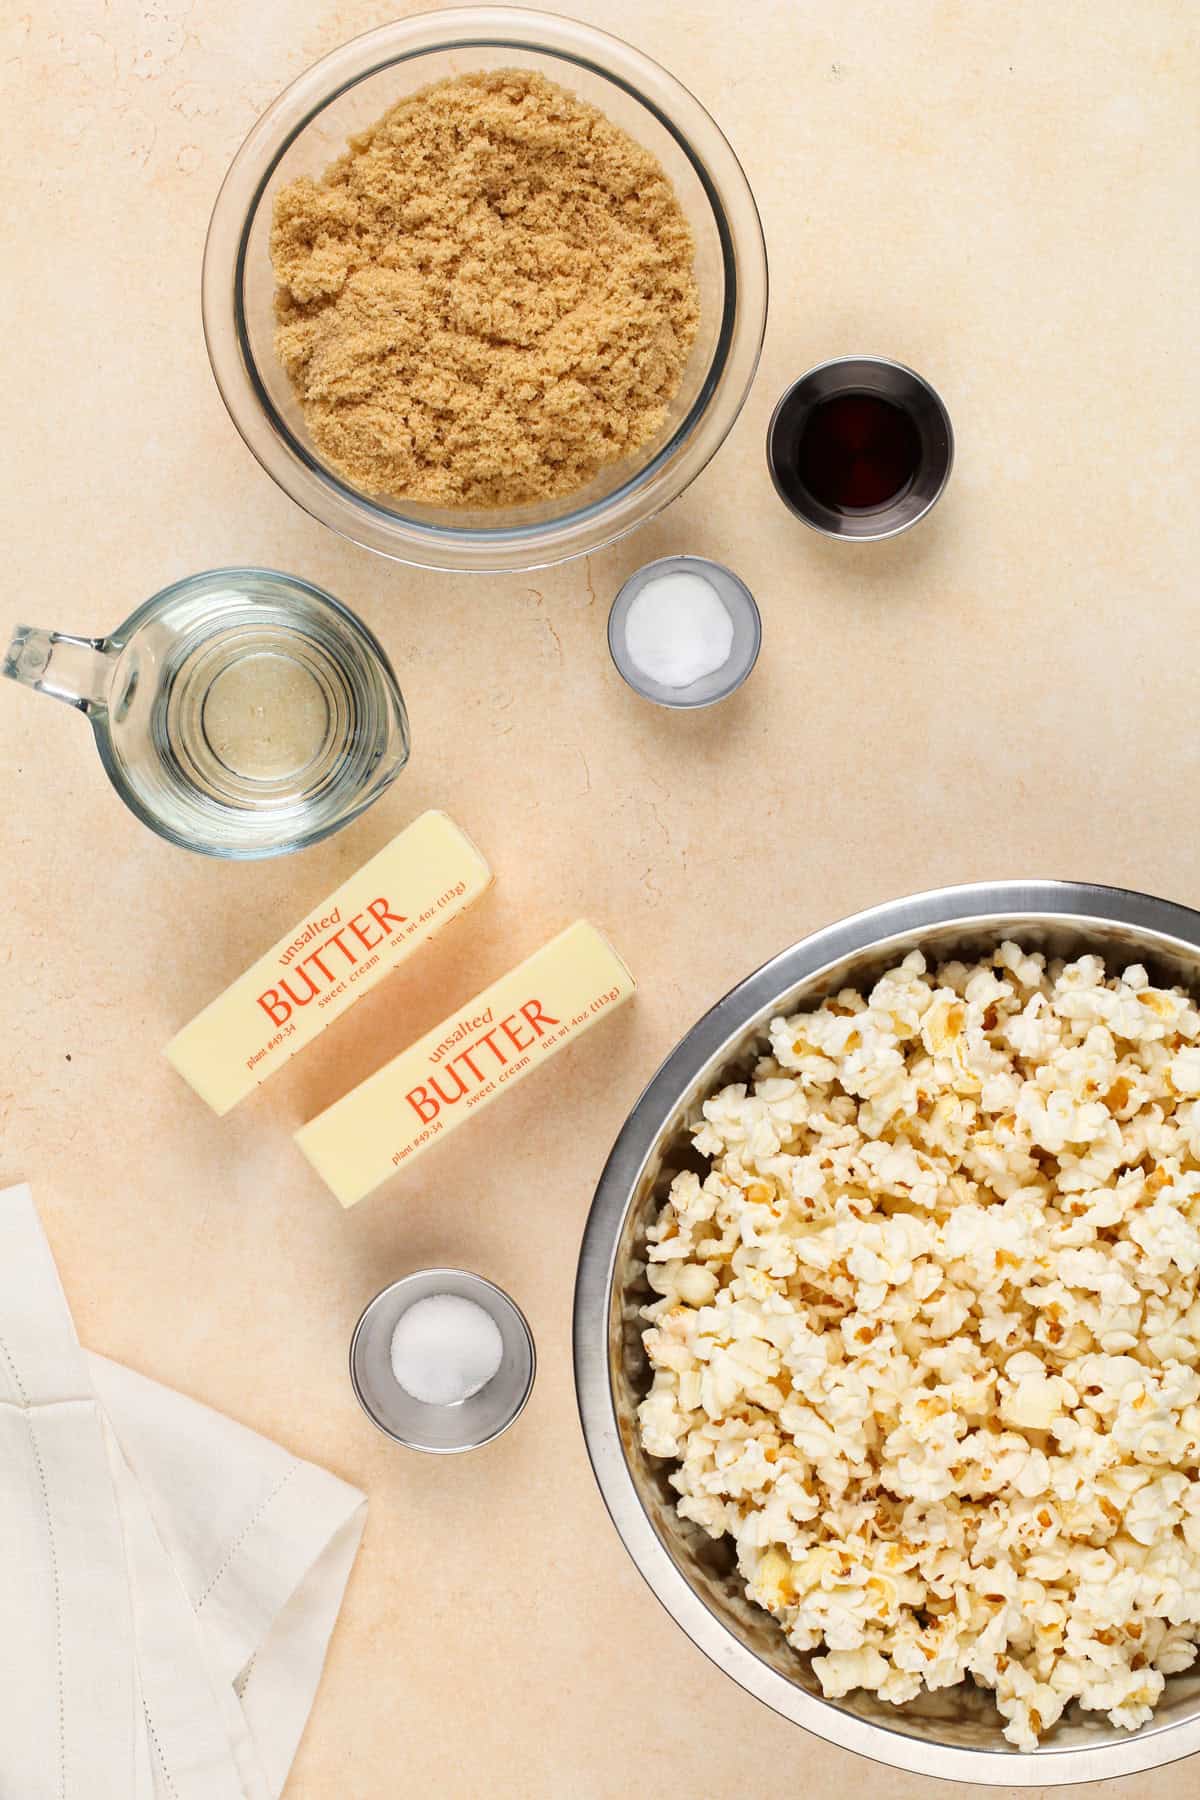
795 391 921 513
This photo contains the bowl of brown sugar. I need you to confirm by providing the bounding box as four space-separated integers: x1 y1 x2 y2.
202 7 767 572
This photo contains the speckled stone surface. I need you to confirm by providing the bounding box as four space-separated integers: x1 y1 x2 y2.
3 3 1199 1795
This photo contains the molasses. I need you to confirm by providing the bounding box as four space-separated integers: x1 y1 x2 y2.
794 392 921 513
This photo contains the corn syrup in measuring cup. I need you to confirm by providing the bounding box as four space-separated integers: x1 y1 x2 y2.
1 568 409 858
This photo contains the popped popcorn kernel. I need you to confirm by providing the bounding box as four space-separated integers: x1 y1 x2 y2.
638 944 1200 1748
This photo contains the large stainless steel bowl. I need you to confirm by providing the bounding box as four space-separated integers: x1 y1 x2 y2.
574 881 1200 1786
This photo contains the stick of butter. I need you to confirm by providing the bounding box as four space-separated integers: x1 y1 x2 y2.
166 811 493 1115
295 920 635 1207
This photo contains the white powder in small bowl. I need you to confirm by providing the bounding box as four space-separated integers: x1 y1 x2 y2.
623 570 734 689
390 1293 504 1407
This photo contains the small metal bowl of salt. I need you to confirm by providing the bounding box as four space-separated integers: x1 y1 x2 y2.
608 554 761 709
350 1268 536 1453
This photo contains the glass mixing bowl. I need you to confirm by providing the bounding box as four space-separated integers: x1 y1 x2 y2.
202 6 768 573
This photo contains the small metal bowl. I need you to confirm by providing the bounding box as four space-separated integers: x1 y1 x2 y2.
767 355 954 540
350 1268 535 1454
608 555 761 709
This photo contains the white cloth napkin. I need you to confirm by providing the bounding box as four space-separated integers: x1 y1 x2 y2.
0 1184 366 1799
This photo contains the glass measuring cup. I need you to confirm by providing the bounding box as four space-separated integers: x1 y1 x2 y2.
1 568 410 858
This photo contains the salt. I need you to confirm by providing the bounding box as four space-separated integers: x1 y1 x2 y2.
390 1293 504 1407
623 569 735 690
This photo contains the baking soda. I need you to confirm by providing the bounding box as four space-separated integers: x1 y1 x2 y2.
389 1293 504 1406
624 570 734 688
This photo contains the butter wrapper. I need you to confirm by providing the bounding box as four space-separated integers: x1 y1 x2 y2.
295 920 635 1206
166 811 493 1114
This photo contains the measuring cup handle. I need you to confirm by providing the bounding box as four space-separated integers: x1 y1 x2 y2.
1 627 113 714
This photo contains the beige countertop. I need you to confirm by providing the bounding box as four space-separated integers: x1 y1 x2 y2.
3 1 1199 1795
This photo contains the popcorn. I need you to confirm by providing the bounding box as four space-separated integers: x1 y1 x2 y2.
813 1645 889 1699
638 944 1200 1749
1170 1046 1200 1096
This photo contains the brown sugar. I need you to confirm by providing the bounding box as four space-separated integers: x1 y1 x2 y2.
270 70 700 509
